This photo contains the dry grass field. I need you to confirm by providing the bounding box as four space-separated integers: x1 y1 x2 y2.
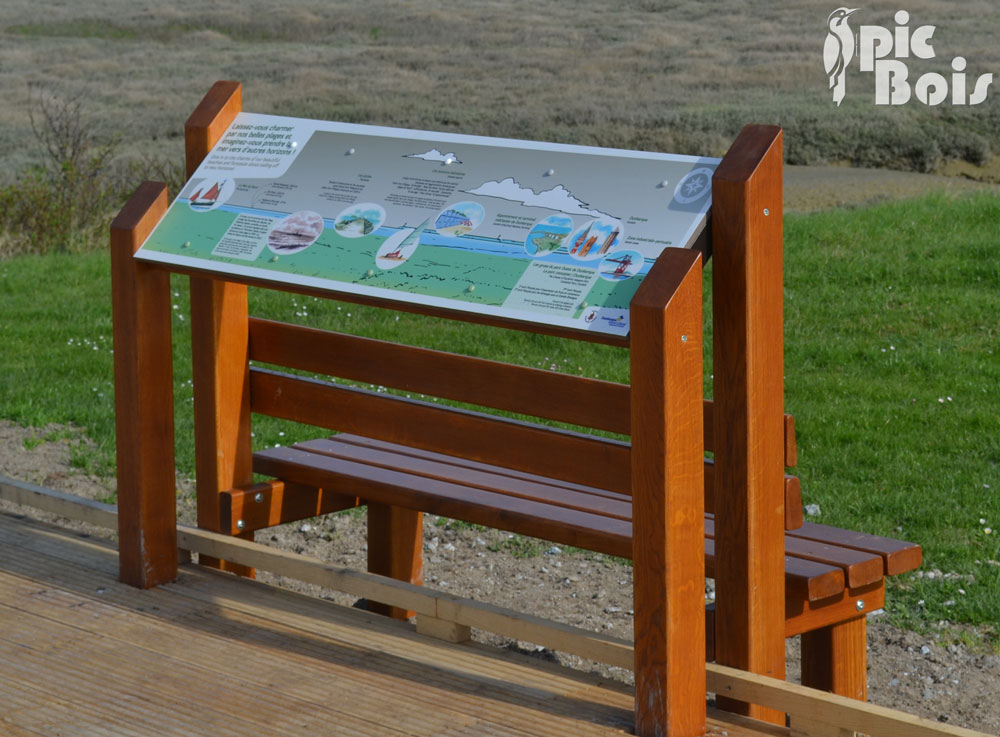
3 0 1000 178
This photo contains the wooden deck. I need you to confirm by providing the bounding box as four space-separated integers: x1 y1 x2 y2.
0 512 785 737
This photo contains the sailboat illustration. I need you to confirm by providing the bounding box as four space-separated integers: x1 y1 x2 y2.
375 217 430 270
189 180 225 209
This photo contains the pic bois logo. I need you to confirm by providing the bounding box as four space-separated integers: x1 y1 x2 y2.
824 8 993 106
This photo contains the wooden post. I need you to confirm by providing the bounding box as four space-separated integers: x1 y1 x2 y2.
801 616 868 701
368 503 424 619
630 248 705 737
185 81 255 575
111 182 175 588
711 124 787 723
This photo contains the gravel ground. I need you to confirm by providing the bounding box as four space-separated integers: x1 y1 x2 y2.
1 419 998 734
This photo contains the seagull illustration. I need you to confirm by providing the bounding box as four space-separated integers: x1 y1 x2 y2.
824 7 859 106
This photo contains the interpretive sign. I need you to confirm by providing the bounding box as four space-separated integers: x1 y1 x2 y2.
137 113 718 336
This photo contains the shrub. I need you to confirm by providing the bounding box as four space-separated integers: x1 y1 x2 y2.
0 89 122 257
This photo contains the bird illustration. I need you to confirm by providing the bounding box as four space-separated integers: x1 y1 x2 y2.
824 7 859 106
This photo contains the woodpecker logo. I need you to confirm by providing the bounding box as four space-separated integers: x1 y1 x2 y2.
824 8 993 106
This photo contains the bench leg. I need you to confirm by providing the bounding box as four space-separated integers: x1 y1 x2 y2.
191 276 255 579
367 502 423 619
112 182 176 589
800 614 867 701
711 124 787 726
631 249 706 737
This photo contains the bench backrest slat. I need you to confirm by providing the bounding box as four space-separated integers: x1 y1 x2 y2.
249 367 632 494
249 318 798 464
249 317 630 435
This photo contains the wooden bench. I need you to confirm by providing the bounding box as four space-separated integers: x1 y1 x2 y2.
235 324 920 666
110 81 921 737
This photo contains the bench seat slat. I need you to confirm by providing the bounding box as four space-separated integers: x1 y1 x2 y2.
295 438 633 521
339 435 804 529
331 434 630 500
786 522 922 576
252 443 849 602
703 517 883 590
254 445 634 558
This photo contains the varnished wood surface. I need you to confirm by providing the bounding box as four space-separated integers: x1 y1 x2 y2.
711 124 787 723
251 435 916 605
249 367 790 509
249 317 798 463
249 366 633 495
783 476 804 530
329 434 632 503
704 460 804 531
297 438 633 519
629 248 706 737
252 439 837 598
787 522 922 576
703 518 879 593
367 503 424 619
253 444 635 559
784 581 884 639
219 480 359 534
110 182 176 588
801 616 869 701
186 82 253 576
191 277 254 575
184 80 241 178
783 414 798 468
249 317 631 435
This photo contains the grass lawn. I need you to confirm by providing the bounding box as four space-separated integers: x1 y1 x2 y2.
1 191 998 640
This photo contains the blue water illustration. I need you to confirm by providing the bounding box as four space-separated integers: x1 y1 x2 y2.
202 201 653 277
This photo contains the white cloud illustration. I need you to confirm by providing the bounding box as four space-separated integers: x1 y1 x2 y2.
463 177 609 218
405 149 462 164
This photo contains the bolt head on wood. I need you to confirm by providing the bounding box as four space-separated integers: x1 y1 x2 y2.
856 599 865 612
253 492 264 504
236 519 246 530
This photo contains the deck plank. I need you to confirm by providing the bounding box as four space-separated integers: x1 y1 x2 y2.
0 530 629 735
0 512 789 737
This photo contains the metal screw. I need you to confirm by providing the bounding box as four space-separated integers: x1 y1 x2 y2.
763 208 770 216
236 519 246 531
856 600 865 612
681 334 688 342
254 492 264 504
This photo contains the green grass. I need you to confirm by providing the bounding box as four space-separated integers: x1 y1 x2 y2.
1 192 998 637
781 192 1000 636
0 249 629 481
